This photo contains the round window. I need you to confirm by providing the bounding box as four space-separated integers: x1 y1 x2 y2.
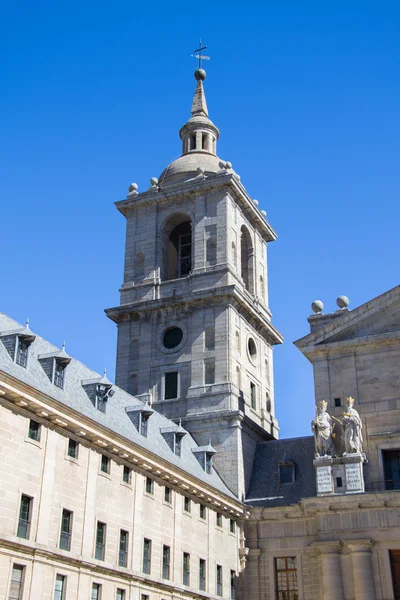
163 327 183 349
248 338 257 358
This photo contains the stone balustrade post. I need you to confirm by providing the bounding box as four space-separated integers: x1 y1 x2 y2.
346 540 376 600
312 541 345 600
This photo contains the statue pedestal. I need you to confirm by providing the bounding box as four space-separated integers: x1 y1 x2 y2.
314 454 366 496
314 456 334 496
342 453 365 494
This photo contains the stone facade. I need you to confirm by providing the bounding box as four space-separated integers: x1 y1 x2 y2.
0 314 245 600
243 286 400 599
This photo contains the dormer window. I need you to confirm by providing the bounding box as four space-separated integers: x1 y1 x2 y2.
193 442 216 473
16 338 29 368
82 372 115 414
160 423 187 456
140 413 149 437
279 451 295 485
126 404 154 437
205 453 213 474
1 323 36 370
38 345 71 389
54 361 65 388
174 433 184 457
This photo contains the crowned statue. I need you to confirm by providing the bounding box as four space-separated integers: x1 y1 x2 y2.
342 396 363 454
311 400 333 457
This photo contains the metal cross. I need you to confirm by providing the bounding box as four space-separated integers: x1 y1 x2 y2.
191 40 210 69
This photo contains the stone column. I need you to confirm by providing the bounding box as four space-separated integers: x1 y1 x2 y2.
346 540 376 600
313 541 345 600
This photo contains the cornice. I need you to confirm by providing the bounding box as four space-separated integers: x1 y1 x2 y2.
0 372 247 519
106 283 283 346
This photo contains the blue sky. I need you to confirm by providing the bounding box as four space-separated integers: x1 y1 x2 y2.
1 1 399 438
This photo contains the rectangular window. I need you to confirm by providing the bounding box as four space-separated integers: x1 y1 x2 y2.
250 382 256 410
162 545 170 580
275 557 298 600
140 413 149 437
230 519 236 533
216 512 222 527
9 564 24 600
183 552 190 586
280 463 295 484
59 509 72 551
145 477 153 495
119 529 129 567
230 570 236 600
122 465 131 484
143 538 152 574
199 504 206 520
67 438 78 459
216 565 223 596
141 596 149 600
383 450 400 490
199 559 206 591
390 550 400 599
204 359 215 385
116 590 125 600
95 522 106 561
175 434 182 457
164 486 172 503
334 397 341 407
16 338 29 368
28 419 40 441
17 494 32 539
54 361 65 388
164 372 178 400
184 496 191 513
91 583 101 600
206 453 213 474
54 574 66 600
100 454 110 474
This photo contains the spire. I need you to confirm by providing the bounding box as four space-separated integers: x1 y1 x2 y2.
179 68 219 157
191 76 208 117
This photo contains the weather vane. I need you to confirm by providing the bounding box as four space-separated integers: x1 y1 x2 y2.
191 40 210 69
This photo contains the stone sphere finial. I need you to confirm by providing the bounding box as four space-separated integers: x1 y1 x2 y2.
194 68 206 81
311 300 324 314
261 210 267 217
336 295 349 309
253 199 259 206
150 177 158 185
196 166 205 175
225 161 232 169
128 182 138 195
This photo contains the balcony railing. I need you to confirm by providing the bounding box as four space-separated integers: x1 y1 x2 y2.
365 479 400 492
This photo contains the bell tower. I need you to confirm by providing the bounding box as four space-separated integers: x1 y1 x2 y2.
106 67 283 497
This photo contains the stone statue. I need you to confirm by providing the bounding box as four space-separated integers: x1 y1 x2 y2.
311 400 333 457
342 397 363 454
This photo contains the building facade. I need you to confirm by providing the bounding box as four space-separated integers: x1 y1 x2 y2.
1 64 400 600
0 314 246 600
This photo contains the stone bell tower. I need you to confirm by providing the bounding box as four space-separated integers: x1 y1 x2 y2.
106 67 283 497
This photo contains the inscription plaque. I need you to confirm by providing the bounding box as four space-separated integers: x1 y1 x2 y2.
345 462 363 492
316 465 333 494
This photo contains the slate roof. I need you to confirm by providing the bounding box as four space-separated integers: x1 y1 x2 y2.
246 436 316 507
0 312 236 500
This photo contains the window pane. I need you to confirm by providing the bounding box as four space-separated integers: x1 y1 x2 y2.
91 583 101 600
54 574 65 600
28 420 40 441
18 495 31 539
9 565 24 600
165 372 178 400
60 509 72 551
116 590 125 600
68 439 78 458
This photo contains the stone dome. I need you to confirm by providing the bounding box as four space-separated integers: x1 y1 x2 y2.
159 152 222 187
